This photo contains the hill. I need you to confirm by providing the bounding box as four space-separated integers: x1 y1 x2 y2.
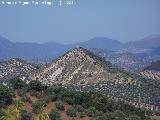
32 47 120 85
140 61 160 81
33 47 160 111
77 37 123 50
0 58 37 82
125 35 160 50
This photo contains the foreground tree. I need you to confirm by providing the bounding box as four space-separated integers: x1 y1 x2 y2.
0 85 13 108
36 105 49 120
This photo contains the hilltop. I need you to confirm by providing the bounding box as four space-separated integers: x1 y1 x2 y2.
32 47 123 85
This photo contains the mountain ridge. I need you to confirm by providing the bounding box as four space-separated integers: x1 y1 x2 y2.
32 47 123 85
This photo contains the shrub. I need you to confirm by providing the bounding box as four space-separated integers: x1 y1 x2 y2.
70 117 76 120
110 110 127 120
49 109 61 120
126 115 141 120
0 85 13 107
95 110 104 117
79 112 85 118
55 101 64 111
0 109 5 118
20 110 32 120
10 77 26 89
63 97 74 105
86 106 96 117
47 93 57 102
30 90 42 98
32 100 45 114
74 105 84 112
66 107 77 117
28 80 43 91
18 88 27 97
20 96 28 102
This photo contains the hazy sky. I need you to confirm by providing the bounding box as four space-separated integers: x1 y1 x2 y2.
0 0 159 44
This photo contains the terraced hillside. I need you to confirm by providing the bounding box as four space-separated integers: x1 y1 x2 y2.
140 61 160 80
32 47 160 111
32 47 121 85
0 58 37 82
140 70 160 81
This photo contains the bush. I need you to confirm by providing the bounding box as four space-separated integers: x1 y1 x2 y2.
10 77 26 89
66 107 77 117
79 112 85 118
126 115 141 120
63 97 74 105
55 101 64 111
95 110 104 117
28 80 43 91
30 90 38 97
20 110 32 120
110 110 127 120
49 109 61 120
0 109 5 118
47 93 57 102
86 106 96 117
0 85 13 108
32 100 45 114
17 88 27 97
74 105 84 112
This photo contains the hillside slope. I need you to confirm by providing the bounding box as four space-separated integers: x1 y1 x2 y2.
32 47 160 111
140 61 160 81
32 47 121 85
0 58 37 82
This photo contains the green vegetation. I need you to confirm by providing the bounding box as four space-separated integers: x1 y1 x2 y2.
9 77 26 89
55 101 65 111
0 85 13 108
21 110 32 120
49 109 61 120
66 107 77 117
0 77 159 120
28 80 43 92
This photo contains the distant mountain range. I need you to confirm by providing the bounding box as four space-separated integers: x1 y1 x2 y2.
0 36 125 60
0 35 160 71
0 36 72 62
125 35 160 50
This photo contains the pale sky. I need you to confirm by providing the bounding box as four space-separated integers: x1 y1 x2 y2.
0 0 159 43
